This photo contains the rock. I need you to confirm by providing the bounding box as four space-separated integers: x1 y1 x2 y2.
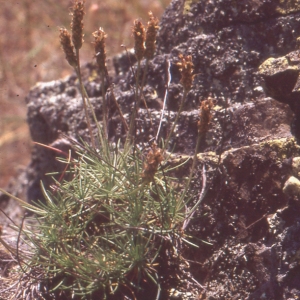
259 49 300 142
258 56 299 101
292 156 300 177
3 0 300 299
283 176 300 196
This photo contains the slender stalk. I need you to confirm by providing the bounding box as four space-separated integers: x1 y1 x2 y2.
100 70 108 138
126 60 141 148
184 131 203 195
109 85 129 132
127 19 146 147
139 60 153 127
80 83 109 157
181 98 213 230
75 49 96 149
182 164 207 231
164 88 188 151
156 59 171 142
177 131 206 231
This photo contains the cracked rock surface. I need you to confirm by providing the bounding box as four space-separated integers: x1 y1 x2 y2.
2 0 300 299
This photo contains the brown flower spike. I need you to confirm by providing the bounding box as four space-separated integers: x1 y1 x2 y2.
59 28 77 67
93 28 107 71
71 0 85 50
145 12 159 60
142 143 164 182
198 98 214 133
177 54 194 91
133 19 146 61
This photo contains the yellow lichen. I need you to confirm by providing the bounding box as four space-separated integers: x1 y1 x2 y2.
276 0 300 14
183 0 197 15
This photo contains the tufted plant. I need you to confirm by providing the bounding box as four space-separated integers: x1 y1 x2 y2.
0 1 212 299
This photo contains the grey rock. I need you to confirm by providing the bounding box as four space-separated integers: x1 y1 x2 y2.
3 0 300 299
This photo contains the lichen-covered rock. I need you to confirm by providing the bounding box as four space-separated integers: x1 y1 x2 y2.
259 56 299 101
188 137 300 299
259 49 300 142
3 0 300 299
283 175 300 196
157 0 300 106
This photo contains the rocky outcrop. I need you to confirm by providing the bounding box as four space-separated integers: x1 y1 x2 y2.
3 0 300 299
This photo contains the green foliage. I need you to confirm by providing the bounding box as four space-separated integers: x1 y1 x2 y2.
0 1 211 299
21 136 191 298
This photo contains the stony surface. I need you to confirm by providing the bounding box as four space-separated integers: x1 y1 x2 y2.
2 0 300 299
259 49 300 141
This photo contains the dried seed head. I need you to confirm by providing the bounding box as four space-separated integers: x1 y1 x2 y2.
71 0 85 50
177 54 194 91
145 11 159 60
133 19 145 61
198 98 214 133
93 28 107 71
142 143 164 182
59 28 77 67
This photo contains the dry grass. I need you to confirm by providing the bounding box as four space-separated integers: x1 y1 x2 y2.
0 0 170 189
